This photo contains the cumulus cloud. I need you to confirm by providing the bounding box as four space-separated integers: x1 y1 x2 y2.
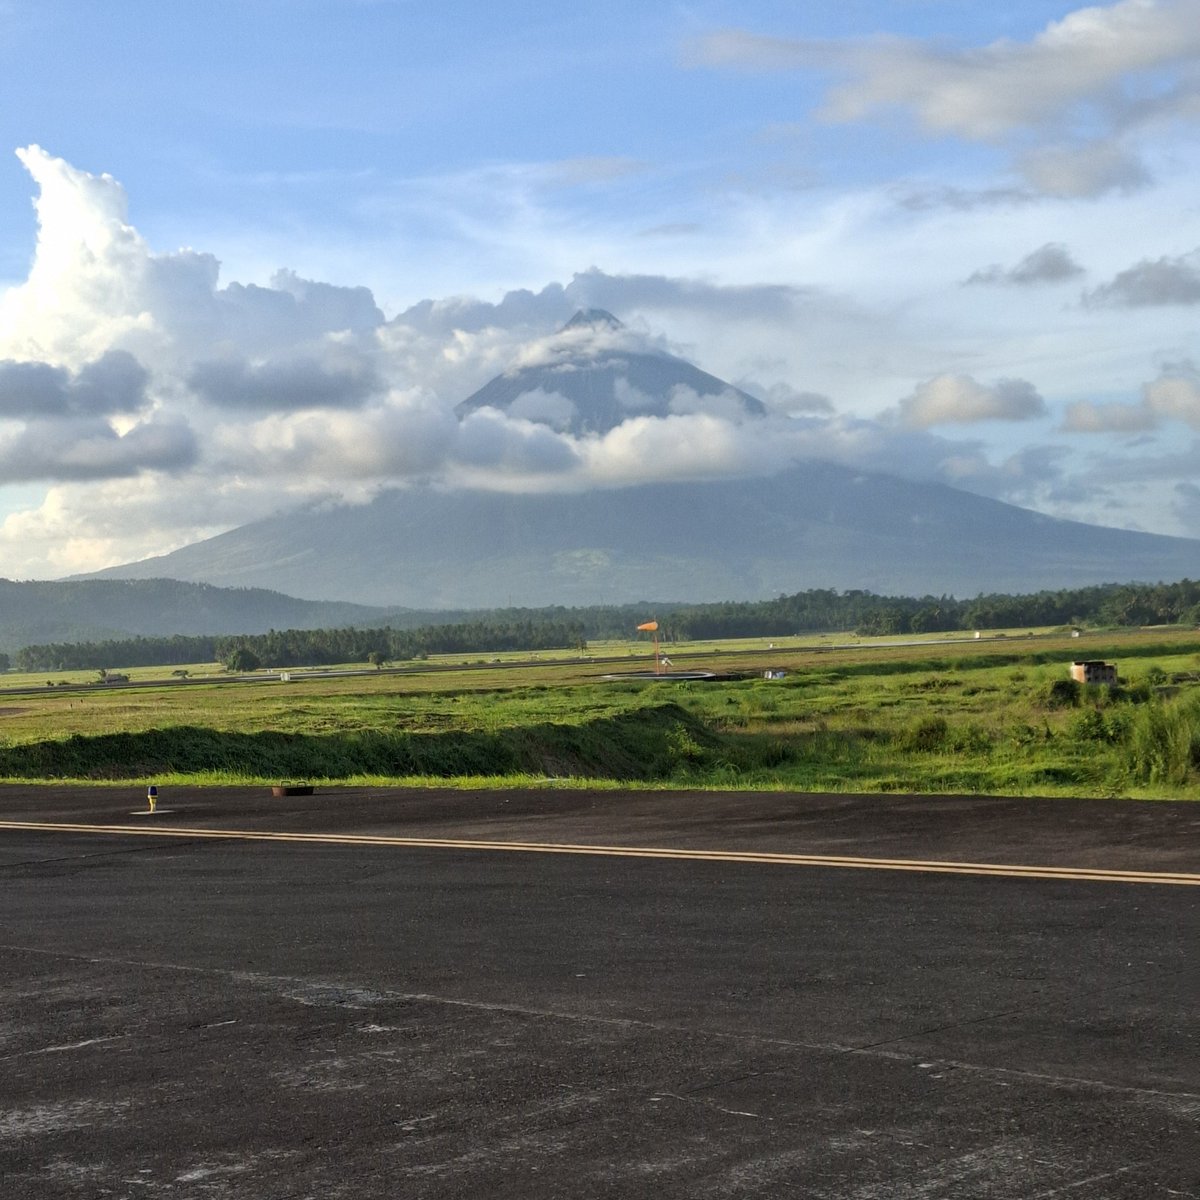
0 416 196 483
0 146 387 371
965 243 1086 287
269 268 385 334
0 352 146 418
214 393 459 481
453 408 581 477
895 374 1047 428
1083 250 1200 306
0 350 174 482
0 147 419 491
393 283 574 338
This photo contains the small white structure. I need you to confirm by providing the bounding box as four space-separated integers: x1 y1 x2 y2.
763 669 787 680
1070 661 1117 686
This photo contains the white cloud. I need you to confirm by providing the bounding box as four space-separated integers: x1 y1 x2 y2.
214 390 458 482
452 408 581 478
577 413 791 487
895 374 1047 428
693 1 1200 197
0 147 388 374
698 1 1200 135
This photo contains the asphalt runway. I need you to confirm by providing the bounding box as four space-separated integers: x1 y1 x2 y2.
1 786 1197 1199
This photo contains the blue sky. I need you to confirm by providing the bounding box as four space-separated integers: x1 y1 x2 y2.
2 0 1200 578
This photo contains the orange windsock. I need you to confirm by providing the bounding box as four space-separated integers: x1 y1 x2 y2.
637 621 659 632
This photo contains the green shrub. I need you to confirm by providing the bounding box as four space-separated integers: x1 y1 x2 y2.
1046 678 1081 708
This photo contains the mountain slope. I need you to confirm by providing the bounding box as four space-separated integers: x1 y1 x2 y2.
81 462 1200 607
80 311 1200 607
0 578 389 653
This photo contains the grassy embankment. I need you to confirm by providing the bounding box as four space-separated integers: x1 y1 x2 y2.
1 628 1198 797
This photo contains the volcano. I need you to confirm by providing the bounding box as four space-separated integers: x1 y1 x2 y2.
83 314 1200 606
454 309 767 435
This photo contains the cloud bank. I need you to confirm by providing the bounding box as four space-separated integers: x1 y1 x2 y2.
2 141 1200 577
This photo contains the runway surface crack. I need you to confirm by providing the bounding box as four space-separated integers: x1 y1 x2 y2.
1 943 1194 1110
0 838 208 870
850 1005 1035 1054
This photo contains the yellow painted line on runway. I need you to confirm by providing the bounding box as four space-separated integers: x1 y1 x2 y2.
1 819 1197 886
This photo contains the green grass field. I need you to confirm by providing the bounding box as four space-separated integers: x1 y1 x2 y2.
2 627 1199 797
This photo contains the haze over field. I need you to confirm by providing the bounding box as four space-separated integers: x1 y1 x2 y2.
3 1 1200 589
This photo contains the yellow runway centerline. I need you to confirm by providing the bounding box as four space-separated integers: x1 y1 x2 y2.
1 819 1197 886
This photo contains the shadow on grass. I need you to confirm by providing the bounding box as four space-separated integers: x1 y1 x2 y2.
0 703 720 783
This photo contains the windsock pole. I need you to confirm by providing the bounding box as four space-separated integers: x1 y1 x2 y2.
636 620 661 674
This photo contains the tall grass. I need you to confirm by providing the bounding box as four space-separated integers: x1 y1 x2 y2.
1126 694 1200 785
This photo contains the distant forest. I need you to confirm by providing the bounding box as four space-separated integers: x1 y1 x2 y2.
9 580 1200 673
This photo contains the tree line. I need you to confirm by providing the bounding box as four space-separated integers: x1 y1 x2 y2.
11 621 592 672
9 580 1200 673
666 581 1200 640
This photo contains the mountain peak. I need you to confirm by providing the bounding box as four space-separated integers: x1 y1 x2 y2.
561 308 623 332
455 309 766 435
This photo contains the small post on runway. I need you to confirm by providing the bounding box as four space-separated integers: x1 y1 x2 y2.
146 784 158 814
